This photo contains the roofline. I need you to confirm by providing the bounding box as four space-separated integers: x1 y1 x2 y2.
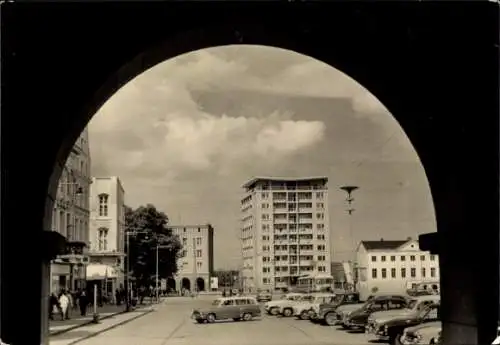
242 176 329 189
359 239 417 251
167 224 213 229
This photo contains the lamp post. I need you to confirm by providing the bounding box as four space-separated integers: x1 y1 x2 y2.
340 185 359 291
155 244 170 303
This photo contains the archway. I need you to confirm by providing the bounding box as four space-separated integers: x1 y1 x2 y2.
196 278 205 292
167 278 176 292
181 278 191 291
2 7 497 345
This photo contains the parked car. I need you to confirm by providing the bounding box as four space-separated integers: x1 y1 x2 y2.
335 294 381 325
191 296 261 323
264 293 305 315
400 321 441 345
292 293 336 320
343 294 410 331
366 302 440 345
309 292 360 325
368 295 440 324
278 294 315 317
432 325 500 345
256 290 272 302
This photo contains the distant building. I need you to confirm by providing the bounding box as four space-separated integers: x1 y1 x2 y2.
168 224 214 293
50 127 92 294
356 238 440 300
86 176 126 298
240 176 332 292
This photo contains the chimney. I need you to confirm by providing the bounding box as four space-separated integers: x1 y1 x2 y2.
380 238 384 242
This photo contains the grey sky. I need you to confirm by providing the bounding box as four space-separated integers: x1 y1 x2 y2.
89 45 436 269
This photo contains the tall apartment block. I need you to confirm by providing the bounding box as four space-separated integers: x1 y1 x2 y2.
240 177 331 292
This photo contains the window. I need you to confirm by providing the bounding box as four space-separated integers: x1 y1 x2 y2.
196 237 202 246
318 266 326 272
420 255 426 261
390 256 396 261
381 255 386 262
431 267 436 277
316 213 324 220
391 268 396 278
381 268 387 279
430 255 436 261
261 203 269 209
196 250 202 258
410 267 416 278
410 255 416 261
262 224 270 231
371 256 377 262
421 268 426 278
98 194 109 216
317 234 325 240
182 250 187 257
401 268 406 278
316 203 324 209
196 262 202 269
98 227 108 251
372 268 377 279
262 214 270 221
261 192 269 199
401 255 406 261
182 238 187 246
316 224 325 230
316 192 324 199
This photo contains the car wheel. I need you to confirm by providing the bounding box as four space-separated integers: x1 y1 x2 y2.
342 324 351 330
206 313 216 323
195 319 205 324
300 311 310 320
391 333 403 345
324 312 336 326
430 339 436 345
242 313 252 321
269 307 279 315
283 308 293 317
233 318 241 322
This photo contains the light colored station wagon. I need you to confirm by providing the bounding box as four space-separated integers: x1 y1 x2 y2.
191 296 262 323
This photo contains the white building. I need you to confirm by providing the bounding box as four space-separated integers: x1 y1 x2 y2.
86 176 126 297
50 127 92 294
356 238 440 300
240 177 332 292
167 224 214 293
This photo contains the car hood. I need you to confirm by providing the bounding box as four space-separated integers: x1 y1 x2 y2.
372 314 416 325
337 303 364 313
405 321 442 333
293 302 312 309
370 309 414 321
266 300 292 307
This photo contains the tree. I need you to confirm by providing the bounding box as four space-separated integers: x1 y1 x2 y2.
125 204 182 287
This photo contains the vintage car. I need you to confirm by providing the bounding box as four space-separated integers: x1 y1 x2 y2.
400 321 441 345
256 290 273 302
278 294 315 317
264 293 305 315
191 296 261 323
368 295 440 323
343 294 410 331
292 293 336 320
308 292 360 325
432 325 500 345
366 301 440 345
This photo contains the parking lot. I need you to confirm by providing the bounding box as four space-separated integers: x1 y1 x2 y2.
71 297 376 345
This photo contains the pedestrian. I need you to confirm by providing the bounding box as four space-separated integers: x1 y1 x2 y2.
49 293 59 320
59 289 70 320
78 290 89 316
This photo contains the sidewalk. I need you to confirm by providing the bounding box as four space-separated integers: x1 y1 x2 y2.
49 304 127 336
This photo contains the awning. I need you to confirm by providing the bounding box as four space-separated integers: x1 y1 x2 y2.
86 264 118 280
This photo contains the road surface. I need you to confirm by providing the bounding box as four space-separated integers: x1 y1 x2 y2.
74 298 372 345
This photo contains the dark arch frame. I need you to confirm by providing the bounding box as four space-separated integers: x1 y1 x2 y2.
1 3 498 345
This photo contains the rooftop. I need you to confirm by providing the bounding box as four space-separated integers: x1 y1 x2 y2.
242 176 328 189
360 240 410 251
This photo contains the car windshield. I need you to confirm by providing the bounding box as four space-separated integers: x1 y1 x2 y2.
212 299 221 306
406 299 418 310
300 295 314 302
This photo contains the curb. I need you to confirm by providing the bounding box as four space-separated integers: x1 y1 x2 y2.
50 308 134 336
68 308 154 345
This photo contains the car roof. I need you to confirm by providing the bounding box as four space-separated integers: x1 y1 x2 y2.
218 296 257 301
411 295 441 301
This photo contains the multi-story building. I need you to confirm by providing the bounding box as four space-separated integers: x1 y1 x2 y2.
356 238 440 300
86 176 126 297
50 127 92 294
240 177 332 292
168 224 214 293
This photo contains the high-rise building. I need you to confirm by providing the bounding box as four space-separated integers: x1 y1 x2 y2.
50 127 92 294
168 224 214 293
240 177 331 292
86 176 126 297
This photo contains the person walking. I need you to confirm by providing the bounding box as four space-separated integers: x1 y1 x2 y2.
59 289 70 320
78 290 89 316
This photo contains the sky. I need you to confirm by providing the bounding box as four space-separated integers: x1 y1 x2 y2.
88 45 436 269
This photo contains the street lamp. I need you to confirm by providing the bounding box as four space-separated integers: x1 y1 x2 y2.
340 185 359 291
155 244 171 303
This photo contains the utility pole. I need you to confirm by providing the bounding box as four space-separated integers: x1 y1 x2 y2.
340 185 359 291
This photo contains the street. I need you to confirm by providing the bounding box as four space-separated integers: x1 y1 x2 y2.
63 297 372 345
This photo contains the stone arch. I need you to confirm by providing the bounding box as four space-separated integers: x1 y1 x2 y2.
181 278 190 291
196 277 205 292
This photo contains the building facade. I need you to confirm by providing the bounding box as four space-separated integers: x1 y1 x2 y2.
356 238 440 300
86 176 126 298
168 224 214 293
50 127 92 294
240 177 332 292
